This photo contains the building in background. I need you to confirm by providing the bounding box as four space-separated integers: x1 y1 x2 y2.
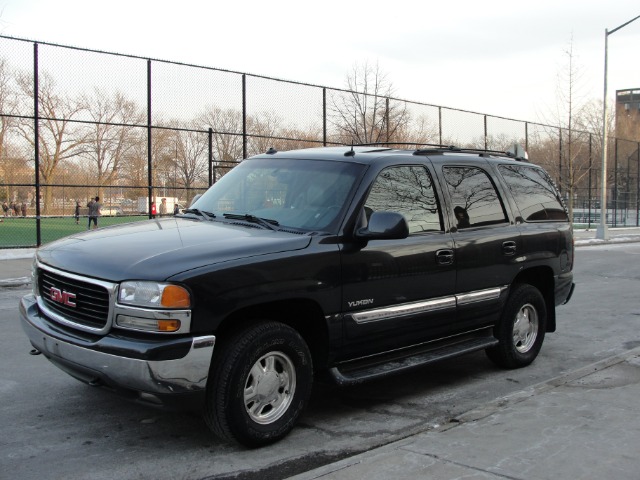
616 88 640 141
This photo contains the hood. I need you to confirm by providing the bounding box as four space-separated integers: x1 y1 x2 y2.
36 217 312 281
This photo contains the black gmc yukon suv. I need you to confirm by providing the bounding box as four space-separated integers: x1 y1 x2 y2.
20 145 575 447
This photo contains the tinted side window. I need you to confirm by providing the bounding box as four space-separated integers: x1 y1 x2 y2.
499 165 569 222
365 166 443 234
443 166 508 228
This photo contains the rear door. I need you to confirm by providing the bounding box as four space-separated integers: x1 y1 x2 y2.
436 159 521 331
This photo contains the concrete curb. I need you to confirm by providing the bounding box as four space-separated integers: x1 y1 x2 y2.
0 277 31 288
0 248 36 260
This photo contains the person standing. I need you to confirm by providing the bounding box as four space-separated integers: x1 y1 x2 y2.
87 196 102 230
151 201 157 219
21 201 27 217
86 198 94 229
159 198 167 216
74 200 81 225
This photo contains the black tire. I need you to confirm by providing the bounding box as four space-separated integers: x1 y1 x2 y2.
204 321 313 447
486 284 547 369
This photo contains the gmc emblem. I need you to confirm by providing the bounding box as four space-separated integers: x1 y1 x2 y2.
50 287 77 308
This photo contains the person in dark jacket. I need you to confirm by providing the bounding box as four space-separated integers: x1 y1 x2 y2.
87 196 102 230
454 206 470 229
74 200 81 224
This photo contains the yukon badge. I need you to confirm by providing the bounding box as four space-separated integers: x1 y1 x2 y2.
348 298 374 308
50 287 77 308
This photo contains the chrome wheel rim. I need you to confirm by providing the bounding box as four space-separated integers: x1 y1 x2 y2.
244 351 296 425
512 303 538 353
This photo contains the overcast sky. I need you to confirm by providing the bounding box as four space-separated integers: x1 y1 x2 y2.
0 0 638 123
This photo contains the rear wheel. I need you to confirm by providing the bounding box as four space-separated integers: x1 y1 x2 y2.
204 321 313 447
486 284 547 369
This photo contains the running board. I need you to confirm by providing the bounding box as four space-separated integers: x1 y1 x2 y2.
328 334 499 386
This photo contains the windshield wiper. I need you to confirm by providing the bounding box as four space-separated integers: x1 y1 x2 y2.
223 213 279 230
183 208 216 221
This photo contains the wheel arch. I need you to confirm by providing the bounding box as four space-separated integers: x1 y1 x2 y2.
214 298 330 371
511 266 556 332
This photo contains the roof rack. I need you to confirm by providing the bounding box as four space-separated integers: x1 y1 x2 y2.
352 142 457 150
414 146 530 162
338 142 530 162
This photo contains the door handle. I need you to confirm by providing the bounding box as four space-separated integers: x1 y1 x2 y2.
436 249 454 265
502 241 517 256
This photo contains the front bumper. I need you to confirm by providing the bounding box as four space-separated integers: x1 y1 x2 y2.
20 294 215 406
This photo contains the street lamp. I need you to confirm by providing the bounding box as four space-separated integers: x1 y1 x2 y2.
596 14 640 240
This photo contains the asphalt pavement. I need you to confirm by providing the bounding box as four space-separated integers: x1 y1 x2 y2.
3 227 640 480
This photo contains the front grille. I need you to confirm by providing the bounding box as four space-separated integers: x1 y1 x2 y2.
38 268 111 330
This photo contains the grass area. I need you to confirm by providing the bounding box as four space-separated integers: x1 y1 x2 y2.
0 215 149 248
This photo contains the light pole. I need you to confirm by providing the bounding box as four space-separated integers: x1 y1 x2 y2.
596 14 640 240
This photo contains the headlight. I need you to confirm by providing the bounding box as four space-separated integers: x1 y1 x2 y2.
118 281 191 309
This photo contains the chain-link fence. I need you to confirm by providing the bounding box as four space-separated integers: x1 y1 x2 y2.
1 35 639 248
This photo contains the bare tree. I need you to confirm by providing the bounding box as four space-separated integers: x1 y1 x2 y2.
15 71 87 213
0 57 19 202
169 125 209 204
199 107 244 179
119 138 148 200
248 111 284 156
539 36 593 220
275 124 323 151
81 89 144 200
329 61 410 144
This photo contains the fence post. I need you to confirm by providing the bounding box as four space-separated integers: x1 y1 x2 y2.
242 74 247 159
558 128 563 194
33 42 41 246
614 138 618 226
484 115 488 150
587 133 593 228
438 107 442 145
386 97 390 142
525 122 528 151
323 88 327 146
208 127 214 186
146 59 153 219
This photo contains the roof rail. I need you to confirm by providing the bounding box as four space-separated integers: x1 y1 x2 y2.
338 142 530 162
353 142 458 150
415 146 530 162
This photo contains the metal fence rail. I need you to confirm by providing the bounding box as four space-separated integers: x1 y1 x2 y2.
1 34 639 248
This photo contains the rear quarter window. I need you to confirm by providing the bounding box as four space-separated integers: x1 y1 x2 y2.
499 165 568 222
442 166 508 228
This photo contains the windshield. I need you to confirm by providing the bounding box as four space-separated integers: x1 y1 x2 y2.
188 158 364 233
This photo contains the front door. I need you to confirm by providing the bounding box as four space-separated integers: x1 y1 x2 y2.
340 164 456 360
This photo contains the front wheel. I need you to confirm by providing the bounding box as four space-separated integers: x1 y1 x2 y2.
204 321 313 447
486 284 547 369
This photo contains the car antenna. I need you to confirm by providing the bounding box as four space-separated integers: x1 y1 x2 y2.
344 143 355 157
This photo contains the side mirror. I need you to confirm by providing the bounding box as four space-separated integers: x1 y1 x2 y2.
189 194 203 207
356 211 409 240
